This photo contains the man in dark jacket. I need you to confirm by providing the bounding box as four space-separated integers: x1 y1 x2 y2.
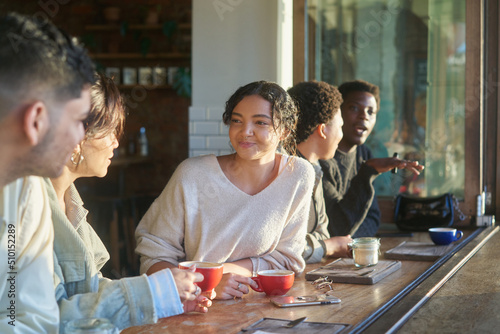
319 80 423 237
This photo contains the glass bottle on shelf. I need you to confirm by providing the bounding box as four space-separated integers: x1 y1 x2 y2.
137 127 149 157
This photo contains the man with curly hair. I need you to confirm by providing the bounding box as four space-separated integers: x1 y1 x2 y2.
319 80 423 238
288 81 352 263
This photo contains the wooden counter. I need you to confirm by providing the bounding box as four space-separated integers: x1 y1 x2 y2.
122 228 489 333
396 226 500 333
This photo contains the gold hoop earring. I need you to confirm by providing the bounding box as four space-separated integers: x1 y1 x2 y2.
71 152 84 165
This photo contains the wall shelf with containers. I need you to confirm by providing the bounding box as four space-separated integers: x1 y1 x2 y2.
102 65 188 94
82 20 191 96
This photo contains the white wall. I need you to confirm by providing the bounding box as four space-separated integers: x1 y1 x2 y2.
189 0 293 157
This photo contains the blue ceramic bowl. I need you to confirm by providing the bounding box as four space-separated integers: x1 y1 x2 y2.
429 227 463 245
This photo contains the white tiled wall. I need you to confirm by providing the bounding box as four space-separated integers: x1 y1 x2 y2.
189 106 233 157
190 0 292 158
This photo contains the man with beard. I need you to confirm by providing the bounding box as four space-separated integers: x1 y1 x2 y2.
0 12 95 332
319 80 423 238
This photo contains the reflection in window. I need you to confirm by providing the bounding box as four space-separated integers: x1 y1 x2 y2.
307 0 465 198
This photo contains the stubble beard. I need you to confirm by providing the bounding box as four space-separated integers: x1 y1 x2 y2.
24 124 66 178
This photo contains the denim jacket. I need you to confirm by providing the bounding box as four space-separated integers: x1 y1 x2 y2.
44 179 180 332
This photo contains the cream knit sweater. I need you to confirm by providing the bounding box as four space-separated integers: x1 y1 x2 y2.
136 154 315 275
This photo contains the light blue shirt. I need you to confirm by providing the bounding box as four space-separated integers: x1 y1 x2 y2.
45 179 183 331
147 270 184 318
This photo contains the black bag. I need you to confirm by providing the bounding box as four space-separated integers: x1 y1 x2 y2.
394 193 464 232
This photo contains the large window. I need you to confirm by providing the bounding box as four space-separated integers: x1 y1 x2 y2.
305 0 467 198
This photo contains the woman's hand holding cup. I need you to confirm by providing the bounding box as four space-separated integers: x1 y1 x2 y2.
214 273 258 300
178 261 224 295
171 266 216 313
170 267 204 302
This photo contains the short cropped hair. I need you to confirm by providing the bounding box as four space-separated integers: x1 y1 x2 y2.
338 80 380 110
288 81 343 144
0 12 95 121
223 81 298 155
84 72 125 141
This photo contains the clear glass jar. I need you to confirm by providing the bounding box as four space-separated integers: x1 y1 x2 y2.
350 237 381 267
64 318 118 334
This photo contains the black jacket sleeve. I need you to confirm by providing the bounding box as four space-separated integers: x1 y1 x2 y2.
319 145 381 237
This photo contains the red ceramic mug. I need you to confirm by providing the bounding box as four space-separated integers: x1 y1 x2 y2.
250 269 294 296
178 261 224 292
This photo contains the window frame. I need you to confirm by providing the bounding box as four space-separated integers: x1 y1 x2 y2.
293 0 499 223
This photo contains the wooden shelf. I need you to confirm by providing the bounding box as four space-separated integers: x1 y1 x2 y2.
90 52 190 60
85 23 191 31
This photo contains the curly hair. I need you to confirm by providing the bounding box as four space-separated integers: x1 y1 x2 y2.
223 81 298 155
338 80 380 110
287 81 343 144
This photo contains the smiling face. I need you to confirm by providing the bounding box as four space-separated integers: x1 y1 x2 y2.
228 95 282 162
76 132 119 178
338 91 378 153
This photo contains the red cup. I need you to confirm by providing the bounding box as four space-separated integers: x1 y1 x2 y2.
178 261 224 292
250 269 294 296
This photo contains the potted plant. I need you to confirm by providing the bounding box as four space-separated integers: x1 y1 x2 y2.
172 67 191 98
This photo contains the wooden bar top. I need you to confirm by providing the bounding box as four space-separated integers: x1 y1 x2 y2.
122 229 479 333
398 226 500 333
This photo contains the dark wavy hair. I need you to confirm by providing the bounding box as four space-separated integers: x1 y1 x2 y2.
338 80 380 110
84 72 125 140
288 81 343 144
0 12 95 121
222 81 298 155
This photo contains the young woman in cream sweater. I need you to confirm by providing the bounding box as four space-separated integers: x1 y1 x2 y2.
136 81 315 300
